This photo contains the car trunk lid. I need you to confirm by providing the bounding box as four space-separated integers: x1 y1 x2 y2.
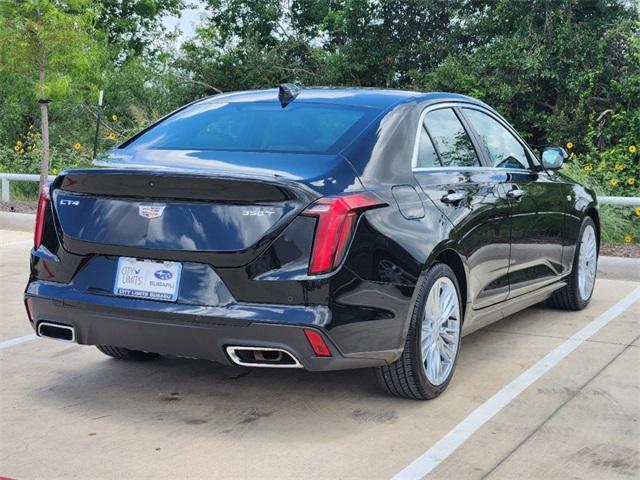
51 155 358 267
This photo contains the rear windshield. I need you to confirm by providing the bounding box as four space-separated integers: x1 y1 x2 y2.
124 101 377 154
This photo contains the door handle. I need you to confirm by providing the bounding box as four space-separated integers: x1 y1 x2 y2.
507 188 527 199
441 191 465 204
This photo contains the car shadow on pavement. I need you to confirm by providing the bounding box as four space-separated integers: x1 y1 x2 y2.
29 351 429 438
26 303 581 438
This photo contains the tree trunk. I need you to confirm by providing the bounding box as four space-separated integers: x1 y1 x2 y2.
38 44 50 192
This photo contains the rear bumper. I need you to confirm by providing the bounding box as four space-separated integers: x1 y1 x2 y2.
25 282 389 371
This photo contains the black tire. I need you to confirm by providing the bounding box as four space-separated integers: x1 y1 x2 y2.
547 216 597 311
96 345 159 361
376 263 463 400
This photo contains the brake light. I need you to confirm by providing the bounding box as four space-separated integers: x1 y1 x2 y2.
34 184 50 248
301 192 384 275
304 329 332 357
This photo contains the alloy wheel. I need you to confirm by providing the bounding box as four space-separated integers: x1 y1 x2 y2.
420 277 461 386
578 224 597 301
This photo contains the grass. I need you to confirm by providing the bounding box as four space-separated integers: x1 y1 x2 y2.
8 181 39 200
599 204 639 244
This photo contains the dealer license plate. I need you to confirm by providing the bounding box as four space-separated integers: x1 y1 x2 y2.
114 257 182 302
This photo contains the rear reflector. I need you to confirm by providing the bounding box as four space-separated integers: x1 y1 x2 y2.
304 329 332 357
301 192 384 275
24 298 34 322
34 184 50 248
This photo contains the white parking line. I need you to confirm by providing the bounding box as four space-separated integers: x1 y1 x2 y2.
0 239 32 247
392 287 640 480
0 333 38 350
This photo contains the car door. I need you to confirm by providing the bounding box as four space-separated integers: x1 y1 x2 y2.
460 106 568 298
412 105 512 309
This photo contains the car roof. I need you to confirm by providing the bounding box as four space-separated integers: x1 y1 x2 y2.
195 87 485 111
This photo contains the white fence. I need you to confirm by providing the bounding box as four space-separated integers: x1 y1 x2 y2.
0 172 639 206
1 174 56 202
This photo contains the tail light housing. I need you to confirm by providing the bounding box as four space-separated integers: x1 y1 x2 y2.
34 184 50 248
301 192 384 275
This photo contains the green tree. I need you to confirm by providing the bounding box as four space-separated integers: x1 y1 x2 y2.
96 0 186 58
0 0 101 189
414 0 639 147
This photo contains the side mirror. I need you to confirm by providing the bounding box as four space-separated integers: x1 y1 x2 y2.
541 146 568 170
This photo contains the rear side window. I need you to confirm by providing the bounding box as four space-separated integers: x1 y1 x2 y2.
424 109 480 167
462 108 531 170
416 127 440 168
125 102 375 154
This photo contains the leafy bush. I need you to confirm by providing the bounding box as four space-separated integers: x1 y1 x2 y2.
562 135 639 243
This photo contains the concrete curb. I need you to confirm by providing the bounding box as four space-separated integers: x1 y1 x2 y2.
0 212 35 232
596 255 640 282
0 211 638 282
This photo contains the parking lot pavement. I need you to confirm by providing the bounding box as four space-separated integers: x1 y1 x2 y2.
1 229 638 480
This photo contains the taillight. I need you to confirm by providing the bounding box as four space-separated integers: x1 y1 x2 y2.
34 184 50 248
301 192 384 275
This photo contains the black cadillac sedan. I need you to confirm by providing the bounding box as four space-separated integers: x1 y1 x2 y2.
25 86 599 399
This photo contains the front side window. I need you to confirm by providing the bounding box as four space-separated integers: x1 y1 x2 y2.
124 101 375 154
423 109 480 167
462 108 530 170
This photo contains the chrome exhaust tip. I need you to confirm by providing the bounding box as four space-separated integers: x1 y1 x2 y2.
37 322 75 343
226 346 302 368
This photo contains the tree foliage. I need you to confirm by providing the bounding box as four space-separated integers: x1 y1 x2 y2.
97 0 186 57
0 0 102 186
0 0 638 238
0 0 101 140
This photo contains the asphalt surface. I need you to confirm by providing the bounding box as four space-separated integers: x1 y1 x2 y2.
1 228 638 480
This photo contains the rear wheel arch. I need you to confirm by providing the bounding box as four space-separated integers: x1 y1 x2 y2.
396 246 469 353
585 206 600 253
433 249 468 322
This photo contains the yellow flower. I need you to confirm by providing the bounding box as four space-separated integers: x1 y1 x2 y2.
614 163 624 171
108 132 117 140
629 145 637 153
610 178 618 186
73 142 81 150
566 142 573 149
583 165 593 172
19 148 25 154
16 140 22 147
636 207 640 216
13 145 20 152
628 178 636 186
111 114 118 121
624 235 633 243
52 168 59 174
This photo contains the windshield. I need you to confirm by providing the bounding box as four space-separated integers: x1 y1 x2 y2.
124 101 377 154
